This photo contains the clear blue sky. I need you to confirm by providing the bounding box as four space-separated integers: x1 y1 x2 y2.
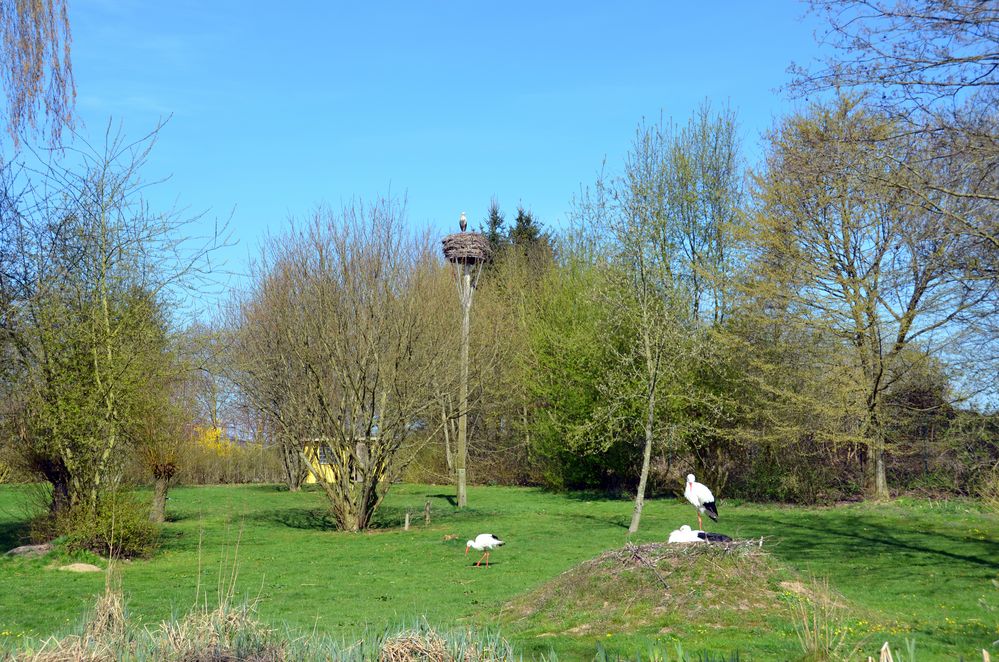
66 1 827 311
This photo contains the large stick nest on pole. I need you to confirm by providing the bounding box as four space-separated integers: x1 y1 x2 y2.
442 232 492 264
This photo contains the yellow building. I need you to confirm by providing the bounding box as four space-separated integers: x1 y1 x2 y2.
303 438 375 484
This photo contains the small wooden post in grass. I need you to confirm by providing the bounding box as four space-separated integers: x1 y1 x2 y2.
424 500 431 525
404 511 411 531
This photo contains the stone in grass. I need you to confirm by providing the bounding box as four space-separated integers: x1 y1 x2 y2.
6 543 53 558
58 563 103 573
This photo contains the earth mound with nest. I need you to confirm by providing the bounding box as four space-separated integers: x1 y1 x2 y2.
501 540 848 640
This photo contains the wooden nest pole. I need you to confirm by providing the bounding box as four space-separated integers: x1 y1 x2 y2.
441 213 492 509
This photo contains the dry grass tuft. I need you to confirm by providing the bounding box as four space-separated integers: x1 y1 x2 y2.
377 624 517 662
380 628 454 662
10 572 284 661
20 573 130 661
790 577 866 661
155 601 283 661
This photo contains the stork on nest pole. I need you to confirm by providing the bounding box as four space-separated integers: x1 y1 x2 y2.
441 214 492 509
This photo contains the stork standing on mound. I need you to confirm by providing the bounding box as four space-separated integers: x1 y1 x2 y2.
684 473 718 530
466 533 504 567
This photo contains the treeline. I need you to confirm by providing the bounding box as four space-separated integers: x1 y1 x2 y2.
428 98 997 506
0 1 995 543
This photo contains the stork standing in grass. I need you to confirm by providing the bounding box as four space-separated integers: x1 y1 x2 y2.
684 473 718 530
466 533 504 567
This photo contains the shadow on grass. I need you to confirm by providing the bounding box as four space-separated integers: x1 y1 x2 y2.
249 507 338 531
369 502 474 529
241 484 293 493
0 519 30 551
748 511 999 571
426 493 458 507
560 488 633 502
249 498 477 532
560 511 631 530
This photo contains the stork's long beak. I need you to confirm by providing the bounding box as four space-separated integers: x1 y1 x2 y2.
465 545 470 555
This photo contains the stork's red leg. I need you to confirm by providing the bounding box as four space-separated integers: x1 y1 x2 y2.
697 513 703 530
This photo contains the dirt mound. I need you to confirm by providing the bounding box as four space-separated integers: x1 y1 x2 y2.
502 540 844 638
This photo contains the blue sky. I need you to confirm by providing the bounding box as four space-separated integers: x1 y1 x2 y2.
65 1 827 311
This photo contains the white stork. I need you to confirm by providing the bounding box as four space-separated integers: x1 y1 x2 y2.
667 524 702 543
684 473 718 530
668 524 732 544
465 533 504 567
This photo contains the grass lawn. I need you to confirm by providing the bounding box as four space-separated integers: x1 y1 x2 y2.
0 483 996 660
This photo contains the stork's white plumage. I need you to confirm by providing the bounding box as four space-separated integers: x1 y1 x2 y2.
465 533 504 567
667 524 733 544
667 524 701 543
683 473 718 530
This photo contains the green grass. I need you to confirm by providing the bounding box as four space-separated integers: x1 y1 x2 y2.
0 484 996 660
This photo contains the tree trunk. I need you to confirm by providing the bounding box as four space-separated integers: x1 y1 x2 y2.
38 456 71 516
629 390 657 534
870 429 889 500
150 476 169 523
281 443 303 492
49 475 71 516
866 407 890 500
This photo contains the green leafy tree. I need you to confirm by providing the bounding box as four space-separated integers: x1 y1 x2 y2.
573 119 698 533
524 243 641 490
750 96 990 498
0 128 221 516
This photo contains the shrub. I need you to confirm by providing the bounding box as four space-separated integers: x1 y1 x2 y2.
175 439 286 485
980 462 999 514
33 489 160 558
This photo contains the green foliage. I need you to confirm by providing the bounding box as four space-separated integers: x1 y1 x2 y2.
482 197 508 252
525 253 643 490
508 205 549 252
727 442 850 505
1 130 214 518
33 489 161 558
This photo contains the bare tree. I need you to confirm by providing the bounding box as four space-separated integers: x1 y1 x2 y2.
666 101 743 324
791 0 998 252
234 199 453 531
230 256 310 492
